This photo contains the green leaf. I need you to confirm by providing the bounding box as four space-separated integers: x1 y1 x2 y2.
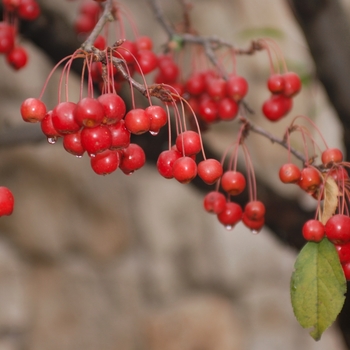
238 27 285 40
290 238 346 340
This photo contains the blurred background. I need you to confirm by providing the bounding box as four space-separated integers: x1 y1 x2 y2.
0 0 349 349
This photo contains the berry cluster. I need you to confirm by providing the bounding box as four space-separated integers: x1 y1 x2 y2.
279 144 350 280
74 0 102 35
1 0 41 70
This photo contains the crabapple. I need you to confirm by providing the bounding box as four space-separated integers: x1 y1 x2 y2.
279 163 301 184
203 191 226 214
197 158 223 185
325 214 350 244
221 171 246 196
172 156 198 184
217 202 243 229
302 219 325 242
0 187 14 217
21 97 47 123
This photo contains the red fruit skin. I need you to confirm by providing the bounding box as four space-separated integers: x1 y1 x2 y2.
18 0 41 21
325 214 350 244
185 73 205 96
221 171 246 196
267 74 285 94
302 219 325 242
206 77 227 101
113 40 138 64
90 149 120 175
135 49 158 75
6 46 28 70
242 213 264 232
63 131 85 157
329 166 349 183
226 75 248 101
80 125 112 155
136 36 153 51
298 167 322 194
217 202 243 228
157 149 182 179
74 97 105 128
217 97 238 121
342 261 350 281
108 120 131 150
172 157 198 184
52 102 80 134
145 105 167 134
262 94 293 121
124 108 151 135
244 201 266 221
198 98 218 123
321 148 343 166
74 14 95 34
283 72 302 97
0 23 15 54
41 110 62 139
335 242 350 264
119 143 146 174
175 131 201 156
97 93 126 124
21 98 47 123
0 186 14 216
203 191 226 214
197 159 223 185
279 163 301 184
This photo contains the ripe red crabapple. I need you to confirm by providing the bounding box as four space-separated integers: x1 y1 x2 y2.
74 97 105 127
108 120 131 150
244 201 266 221
63 131 85 157
197 158 223 185
298 167 322 194
52 101 80 134
119 143 146 174
226 75 248 101
0 22 15 54
325 214 350 244
175 130 202 156
242 213 265 232
156 149 182 179
97 93 126 124
302 219 325 242
6 46 28 70
217 201 243 229
124 108 151 135
262 94 292 121
145 105 167 135
279 163 301 184
335 242 350 264
321 148 343 166
203 191 226 214
81 125 112 155
282 72 302 97
18 0 41 21
342 261 350 281
0 187 14 217
90 149 121 175
172 156 198 184
21 97 47 123
267 74 285 94
221 170 246 196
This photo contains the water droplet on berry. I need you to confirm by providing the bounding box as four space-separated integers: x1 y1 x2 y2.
225 225 234 231
47 137 57 144
76 155 83 159
149 130 159 136
251 229 259 235
89 153 96 158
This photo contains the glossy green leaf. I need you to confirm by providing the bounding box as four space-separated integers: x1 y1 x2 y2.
291 238 346 340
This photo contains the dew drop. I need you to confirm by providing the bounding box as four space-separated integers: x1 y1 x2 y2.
75 155 83 159
251 229 260 235
89 153 96 158
225 225 234 231
126 170 134 176
149 130 159 136
47 137 57 144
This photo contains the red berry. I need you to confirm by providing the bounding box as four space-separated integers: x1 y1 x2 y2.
283 72 302 97
242 213 265 232
217 97 238 121
329 166 349 183
52 101 80 134
145 105 167 135
206 77 227 101
119 143 146 174
108 120 131 150
113 40 138 64
97 93 126 124
175 130 202 156
244 200 266 221
335 242 350 264
185 73 206 96
198 97 218 123
2 0 21 11
21 97 47 123
325 214 350 244
302 219 325 242
80 1 101 18
217 202 243 229
135 49 158 75
203 191 226 214
197 159 223 185
342 261 350 281
279 163 301 184
80 125 112 155
267 74 285 94
172 157 198 184
18 0 41 21
221 171 246 196
93 35 106 50
262 94 292 121
63 131 85 157
41 110 62 140
6 46 28 70
124 108 151 135
298 167 322 194
226 75 248 101
0 187 14 217
321 148 343 166
0 22 15 54
90 149 120 175
136 36 153 51
157 55 179 83
74 14 96 34
74 97 105 127
156 149 182 179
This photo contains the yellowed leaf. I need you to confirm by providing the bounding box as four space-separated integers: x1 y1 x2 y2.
320 176 339 225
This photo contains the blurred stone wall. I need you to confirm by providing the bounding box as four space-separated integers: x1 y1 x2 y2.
0 1 346 350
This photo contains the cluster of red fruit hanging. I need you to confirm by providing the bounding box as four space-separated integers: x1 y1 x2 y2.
280 147 350 280
1 0 41 70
